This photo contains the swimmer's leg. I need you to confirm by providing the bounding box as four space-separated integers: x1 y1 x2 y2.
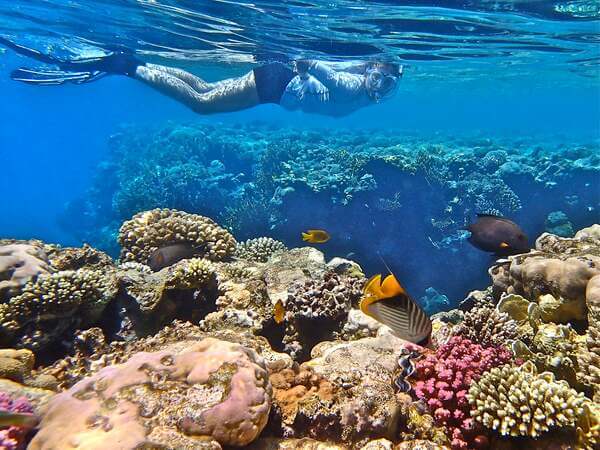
134 65 260 114
144 63 214 93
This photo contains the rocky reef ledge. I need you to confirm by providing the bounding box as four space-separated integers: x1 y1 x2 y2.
0 209 598 449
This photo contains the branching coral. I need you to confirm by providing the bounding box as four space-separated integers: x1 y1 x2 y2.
467 361 589 438
118 208 236 264
164 258 215 290
453 303 517 347
0 269 118 350
412 336 512 449
236 237 287 262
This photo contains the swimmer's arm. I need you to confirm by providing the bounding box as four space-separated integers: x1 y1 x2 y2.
296 60 362 93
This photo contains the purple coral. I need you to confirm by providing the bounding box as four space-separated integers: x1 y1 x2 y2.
0 392 34 450
412 336 512 450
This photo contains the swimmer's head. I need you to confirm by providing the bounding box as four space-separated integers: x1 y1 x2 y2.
364 62 402 102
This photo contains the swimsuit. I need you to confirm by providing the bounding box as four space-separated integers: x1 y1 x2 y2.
253 62 295 104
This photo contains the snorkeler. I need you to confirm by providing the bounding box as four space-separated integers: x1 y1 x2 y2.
0 38 401 117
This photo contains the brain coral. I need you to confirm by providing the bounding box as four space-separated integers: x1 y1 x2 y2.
235 237 287 262
29 338 272 449
0 269 118 350
467 361 588 438
0 242 50 300
119 208 236 264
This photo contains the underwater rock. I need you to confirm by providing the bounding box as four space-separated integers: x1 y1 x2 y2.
117 257 218 336
339 308 384 341
297 334 414 446
247 437 348 450
118 208 237 265
0 379 54 417
282 271 364 360
29 337 272 449
468 361 589 440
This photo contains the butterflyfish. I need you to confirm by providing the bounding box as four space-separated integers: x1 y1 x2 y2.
360 273 432 346
274 299 285 324
465 214 529 256
301 229 331 244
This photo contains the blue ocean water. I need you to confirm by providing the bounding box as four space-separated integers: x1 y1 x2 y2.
1 0 599 305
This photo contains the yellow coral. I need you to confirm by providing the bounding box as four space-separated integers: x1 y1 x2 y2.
468 361 589 438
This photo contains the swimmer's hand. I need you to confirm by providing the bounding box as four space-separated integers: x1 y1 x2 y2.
298 75 329 102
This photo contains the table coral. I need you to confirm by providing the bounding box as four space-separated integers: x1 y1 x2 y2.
119 208 236 265
467 361 588 439
236 237 287 262
29 338 272 449
412 336 512 449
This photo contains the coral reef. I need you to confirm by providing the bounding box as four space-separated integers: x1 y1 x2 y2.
468 361 588 438
60 123 600 301
236 237 287 262
0 392 35 450
29 338 272 449
412 336 512 449
119 208 236 264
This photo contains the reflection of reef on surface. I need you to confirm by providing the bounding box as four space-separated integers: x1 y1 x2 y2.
1 210 599 449
60 122 600 305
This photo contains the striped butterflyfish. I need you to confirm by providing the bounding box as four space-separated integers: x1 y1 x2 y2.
360 273 432 346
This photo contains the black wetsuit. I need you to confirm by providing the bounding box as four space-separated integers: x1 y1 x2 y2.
252 62 295 104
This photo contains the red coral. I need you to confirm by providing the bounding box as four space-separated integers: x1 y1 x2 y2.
0 392 34 450
412 336 512 450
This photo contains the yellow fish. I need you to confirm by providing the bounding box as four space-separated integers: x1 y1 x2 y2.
360 272 432 346
301 229 330 244
274 299 285 324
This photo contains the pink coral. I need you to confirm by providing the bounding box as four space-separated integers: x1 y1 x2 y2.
0 392 34 450
412 336 512 450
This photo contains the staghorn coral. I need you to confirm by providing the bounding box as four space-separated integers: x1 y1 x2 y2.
467 361 589 439
282 271 364 360
0 242 50 300
29 338 272 449
453 303 518 347
119 208 236 265
0 392 35 450
0 268 118 351
236 237 287 263
412 336 513 449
